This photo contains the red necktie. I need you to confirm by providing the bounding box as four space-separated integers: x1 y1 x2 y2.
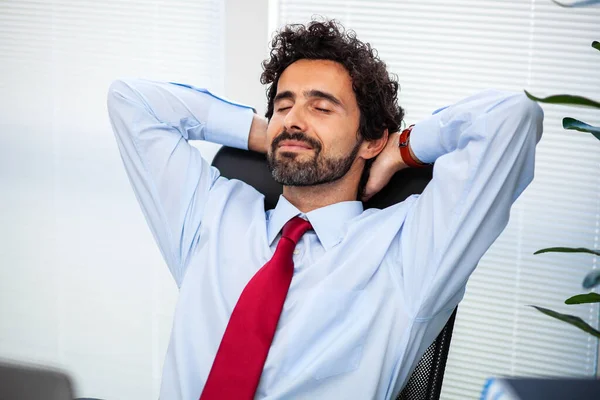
200 216 312 400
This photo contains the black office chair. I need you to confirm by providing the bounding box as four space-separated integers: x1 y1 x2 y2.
212 146 457 400
397 309 457 400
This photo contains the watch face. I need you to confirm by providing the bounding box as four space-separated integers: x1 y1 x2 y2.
398 128 411 148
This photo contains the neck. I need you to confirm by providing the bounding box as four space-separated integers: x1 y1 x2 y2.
282 159 363 213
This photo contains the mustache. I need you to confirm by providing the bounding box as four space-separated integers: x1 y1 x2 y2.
271 130 322 153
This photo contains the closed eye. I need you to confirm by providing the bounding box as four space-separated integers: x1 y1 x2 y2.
316 107 331 113
277 106 291 112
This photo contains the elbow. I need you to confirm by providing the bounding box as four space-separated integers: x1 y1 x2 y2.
107 78 150 113
107 78 133 110
514 92 544 144
107 78 152 124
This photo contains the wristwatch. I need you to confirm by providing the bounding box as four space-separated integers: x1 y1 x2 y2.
398 124 430 168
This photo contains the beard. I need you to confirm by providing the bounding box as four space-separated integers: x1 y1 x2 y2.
267 130 362 186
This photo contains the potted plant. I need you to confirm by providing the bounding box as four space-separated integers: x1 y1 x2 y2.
524 26 600 338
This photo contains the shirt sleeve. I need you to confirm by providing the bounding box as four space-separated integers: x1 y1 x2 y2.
107 78 254 285
398 90 544 320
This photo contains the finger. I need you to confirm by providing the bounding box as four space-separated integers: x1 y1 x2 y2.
362 180 383 202
362 182 376 201
363 167 396 202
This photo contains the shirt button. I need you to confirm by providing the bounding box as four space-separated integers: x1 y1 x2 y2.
293 249 300 255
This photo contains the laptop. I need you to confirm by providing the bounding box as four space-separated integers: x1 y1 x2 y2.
481 376 600 400
0 359 75 400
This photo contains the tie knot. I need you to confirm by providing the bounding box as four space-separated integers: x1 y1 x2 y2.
281 216 312 245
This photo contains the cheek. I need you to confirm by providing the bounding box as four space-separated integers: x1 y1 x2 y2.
266 120 281 144
267 119 283 153
327 137 352 157
321 123 359 156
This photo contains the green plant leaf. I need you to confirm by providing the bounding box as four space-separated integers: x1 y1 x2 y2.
534 247 600 256
524 91 600 109
530 305 600 338
552 0 600 7
583 270 600 289
565 293 600 304
593 41 600 51
563 118 600 141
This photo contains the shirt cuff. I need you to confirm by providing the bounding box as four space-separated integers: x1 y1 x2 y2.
205 95 254 150
168 82 255 150
409 110 446 165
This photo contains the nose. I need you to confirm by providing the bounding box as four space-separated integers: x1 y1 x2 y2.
283 104 308 133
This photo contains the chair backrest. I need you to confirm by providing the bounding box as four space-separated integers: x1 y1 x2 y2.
211 146 456 399
211 146 434 210
397 308 457 400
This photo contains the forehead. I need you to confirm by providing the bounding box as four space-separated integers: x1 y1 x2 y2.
277 59 355 102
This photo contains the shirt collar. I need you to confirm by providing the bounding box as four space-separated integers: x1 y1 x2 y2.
267 195 364 251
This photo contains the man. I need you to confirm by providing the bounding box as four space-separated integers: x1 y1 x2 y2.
108 20 543 400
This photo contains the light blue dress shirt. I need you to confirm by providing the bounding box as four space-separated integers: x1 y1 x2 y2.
107 79 543 400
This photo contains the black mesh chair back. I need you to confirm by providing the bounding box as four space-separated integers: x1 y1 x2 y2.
397 308 457 400
211 146 456 400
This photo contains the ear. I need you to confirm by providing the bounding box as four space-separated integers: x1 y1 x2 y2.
359 129 389 160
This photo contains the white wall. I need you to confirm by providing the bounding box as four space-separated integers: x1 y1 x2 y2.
0 1 269 399
225 0 270 114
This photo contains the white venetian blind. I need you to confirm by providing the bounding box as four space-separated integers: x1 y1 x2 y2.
275 1 600 399
0 1 223 398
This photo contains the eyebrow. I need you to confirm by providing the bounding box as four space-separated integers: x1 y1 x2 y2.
274 89 345 110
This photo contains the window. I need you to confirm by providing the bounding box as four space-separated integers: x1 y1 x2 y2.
274 1 600 398
0 1 224 398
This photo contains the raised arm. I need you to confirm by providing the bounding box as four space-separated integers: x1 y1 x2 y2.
397 90 544 319
107 79 258 285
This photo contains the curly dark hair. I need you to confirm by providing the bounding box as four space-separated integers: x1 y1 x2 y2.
260 19 404 199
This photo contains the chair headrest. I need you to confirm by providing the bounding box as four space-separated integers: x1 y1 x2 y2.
211 146 432 211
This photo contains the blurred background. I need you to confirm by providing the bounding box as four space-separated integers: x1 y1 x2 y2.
1 0 599 399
